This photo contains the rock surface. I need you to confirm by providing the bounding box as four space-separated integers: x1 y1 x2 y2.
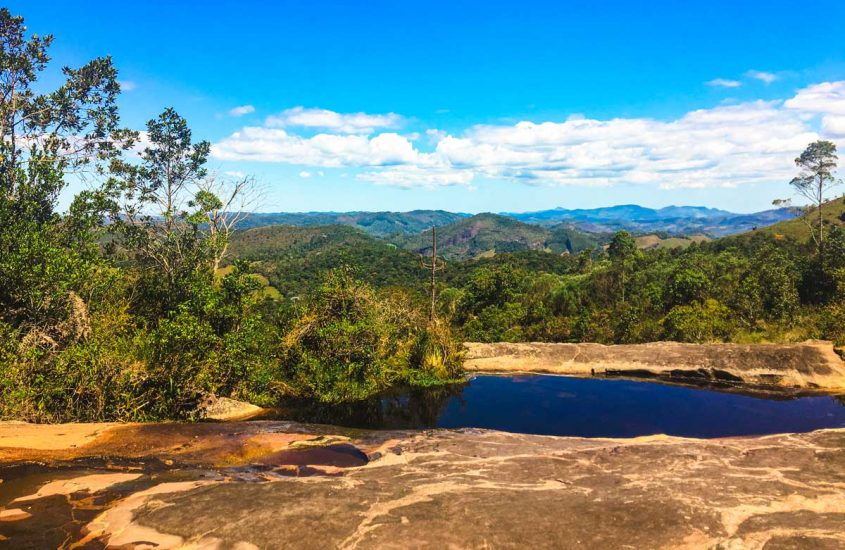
1 421 844 549
196 394 266 421
465 340 845 391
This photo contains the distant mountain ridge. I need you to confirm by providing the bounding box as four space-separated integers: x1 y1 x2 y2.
238 205 795 240
507 204 733 223
239 210 469 238
506 204 795 236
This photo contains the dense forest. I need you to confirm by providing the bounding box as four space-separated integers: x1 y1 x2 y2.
1 9 843 423
230 197 845 346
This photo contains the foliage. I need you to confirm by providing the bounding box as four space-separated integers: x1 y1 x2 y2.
3 9 845 424
662 299 733 343
0 7 131 338
277 269 462 402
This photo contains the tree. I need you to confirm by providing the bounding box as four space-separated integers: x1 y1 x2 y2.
668 265 709 307
111 108 263 319
789 140 840 254
112 109 210 292
418 226 446 322
194 173 263 272
0 8 131 337
607 230 637 303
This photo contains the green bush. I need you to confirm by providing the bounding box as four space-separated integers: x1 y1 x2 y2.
408 320 464 383
662 299 733 343
278 269 464 402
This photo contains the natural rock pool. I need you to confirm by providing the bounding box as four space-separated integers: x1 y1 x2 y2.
262 374 845 438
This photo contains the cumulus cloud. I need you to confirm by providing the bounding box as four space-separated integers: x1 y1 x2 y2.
746 70 778 84
358 165 475 188
212 82 845 189
706 78 742 88
228 105 255 117
265 107 401 134
784 81 845 115
784 81 845 138
213 128 422 167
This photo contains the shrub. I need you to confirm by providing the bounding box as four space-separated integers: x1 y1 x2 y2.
662 299 733 343
279 269 464 402
408 320 464 383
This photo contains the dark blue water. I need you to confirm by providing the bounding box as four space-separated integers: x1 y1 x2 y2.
270 375 845 438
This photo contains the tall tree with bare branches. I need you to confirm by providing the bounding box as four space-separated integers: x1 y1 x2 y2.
111 108 259 316
789 140 840 255
195 173 263 272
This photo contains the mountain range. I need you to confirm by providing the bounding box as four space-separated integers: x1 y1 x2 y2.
505 205 795 236
239 205 795 239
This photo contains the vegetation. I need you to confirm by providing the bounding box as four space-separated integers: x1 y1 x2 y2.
1 10 843 424
787 140 841 254
0 10 462 422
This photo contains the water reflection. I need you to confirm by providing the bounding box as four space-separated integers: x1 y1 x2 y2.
268 382 468 429
259 375 845 438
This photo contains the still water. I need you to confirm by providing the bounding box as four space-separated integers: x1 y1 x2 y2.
265 375 845 438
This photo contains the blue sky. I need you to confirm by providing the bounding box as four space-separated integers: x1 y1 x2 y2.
12 0 845 213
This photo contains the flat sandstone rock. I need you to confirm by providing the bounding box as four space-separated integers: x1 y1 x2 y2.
464 340 845 391
1 424 843 549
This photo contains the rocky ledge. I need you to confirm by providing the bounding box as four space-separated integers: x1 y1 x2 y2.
465 340 845 392
1 421 844 548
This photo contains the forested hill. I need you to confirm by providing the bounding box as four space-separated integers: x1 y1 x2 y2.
753 197 845 242
394 213 609 260
227 224 426 297
396 214 547 259
238 210 468 238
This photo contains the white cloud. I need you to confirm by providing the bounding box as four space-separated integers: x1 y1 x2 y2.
299 171 312 178
118 80 137 91
784 81 845 138
358 166 475 188
228 105 255 117
224 170 246 178
265 107 401 134
784 81 845 115
746 70 778 84
706 78 742 88
212 82 845 189
822 116 845 137
212 128 421 167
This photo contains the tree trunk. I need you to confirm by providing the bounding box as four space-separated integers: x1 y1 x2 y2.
818 174 824 255
430 227 437 322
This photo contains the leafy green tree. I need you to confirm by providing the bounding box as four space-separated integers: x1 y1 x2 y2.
608 230 637 303
668 266 710 307
662 299 732 343
754 246 799 320
111 108 219 317
456 264 529 341
0 8 131 339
